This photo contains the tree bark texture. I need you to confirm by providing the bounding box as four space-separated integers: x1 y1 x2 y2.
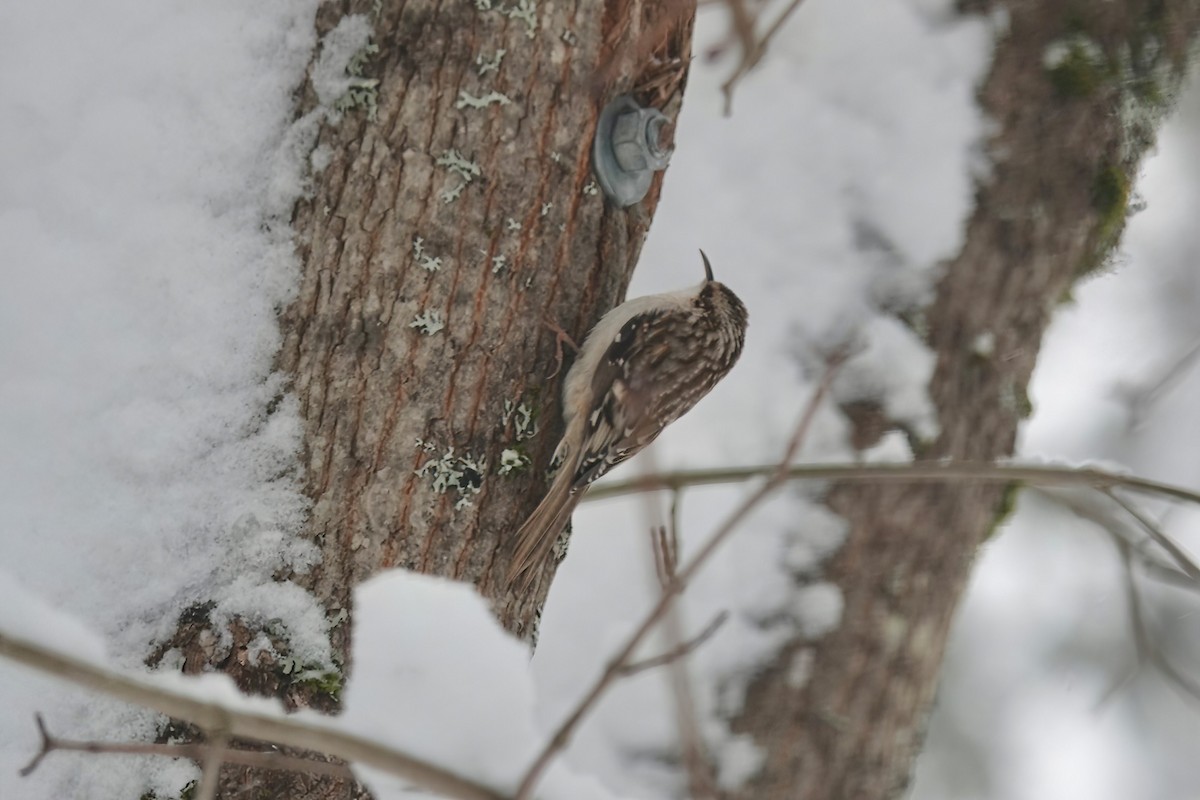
282 0 695 646
153 1 696 797
731 1 1200 799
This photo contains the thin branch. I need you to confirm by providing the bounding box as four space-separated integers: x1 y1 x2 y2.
1031 486 1200 592
1076 498 1200 713
195 721 229 800
584 460 1200 507
1102 488 1200 581
1125 335 1200 429
1111 539 1200 706
19 714 356 781
617 611 729 677
514 355 844 800
1146 636 1200 705
0 633 506 800
717 0 808 114
1095 539 1147 710
655 491 721 800
18 714 55 778
1103 494 1200 705
652 523 679 589
1137 557 1200 593
668 489 682 579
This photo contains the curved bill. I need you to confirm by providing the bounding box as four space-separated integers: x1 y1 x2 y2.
699 249 714 282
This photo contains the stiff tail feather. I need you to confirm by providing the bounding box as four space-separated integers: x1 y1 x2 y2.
506 465 583 592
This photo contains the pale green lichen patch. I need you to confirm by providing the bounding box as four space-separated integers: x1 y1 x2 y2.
505 0 538 39
502 399 537 441
414 440 487 509
279 661 345 703
1043 34 1109 98
413 236 444 271
1113 33 1180 164
985 481 1022 542
456 90 512 110
498 448 530 475
437 149 482 205
1091 163 1130 240
476 49 506 75
1045 16 1193 283
473 0 537 39
313 16 376 111
410 310 445 335
437 149 482 182
333 40 380 121
1073 161 1132 280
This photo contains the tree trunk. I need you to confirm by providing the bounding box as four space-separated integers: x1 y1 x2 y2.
153 1 696 797
282 0 694 645
731 1 1200 798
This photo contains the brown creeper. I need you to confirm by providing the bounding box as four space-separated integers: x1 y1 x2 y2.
507 251 749 590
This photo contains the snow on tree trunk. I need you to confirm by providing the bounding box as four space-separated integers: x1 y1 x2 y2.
729 2 1200 798
155 1 695 797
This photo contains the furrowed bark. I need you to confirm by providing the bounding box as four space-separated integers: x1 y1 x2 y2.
283 0 694 643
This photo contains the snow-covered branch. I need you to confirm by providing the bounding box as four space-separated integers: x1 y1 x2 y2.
0 629 507 800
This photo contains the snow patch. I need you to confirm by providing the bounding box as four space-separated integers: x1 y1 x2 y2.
311 15 375 107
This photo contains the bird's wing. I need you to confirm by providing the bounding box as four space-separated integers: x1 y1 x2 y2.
572 307 694 487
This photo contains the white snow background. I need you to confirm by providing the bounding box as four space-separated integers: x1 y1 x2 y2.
1 0 1198 799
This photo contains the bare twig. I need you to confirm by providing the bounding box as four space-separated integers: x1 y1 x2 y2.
0 633 506 800
654 493 721 799
1032 486 1200 592
1138 557 1200 593
1146 636 1200 705
584 460 1200 507
1105 501 1200 705
715 0 808 114
1095 539 1147 710
617 611 729 677
1106 539 1200 707
652 523 679 589
196 720 230 800
19 713 355 781
668 489 682 579
514 355 844 800
1125 335 1200 429
18 714 55 778
1032 489 1200 710
1102 488 1200 581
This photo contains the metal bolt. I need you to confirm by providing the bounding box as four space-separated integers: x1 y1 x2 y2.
592 95 673 207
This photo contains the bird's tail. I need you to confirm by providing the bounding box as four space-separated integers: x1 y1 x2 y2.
506 462 583 592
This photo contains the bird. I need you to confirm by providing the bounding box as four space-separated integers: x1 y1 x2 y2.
506 250 749 591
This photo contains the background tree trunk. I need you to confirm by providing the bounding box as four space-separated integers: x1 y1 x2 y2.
730 1 1200 798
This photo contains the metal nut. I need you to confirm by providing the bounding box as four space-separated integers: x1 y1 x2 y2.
592 95 674 207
